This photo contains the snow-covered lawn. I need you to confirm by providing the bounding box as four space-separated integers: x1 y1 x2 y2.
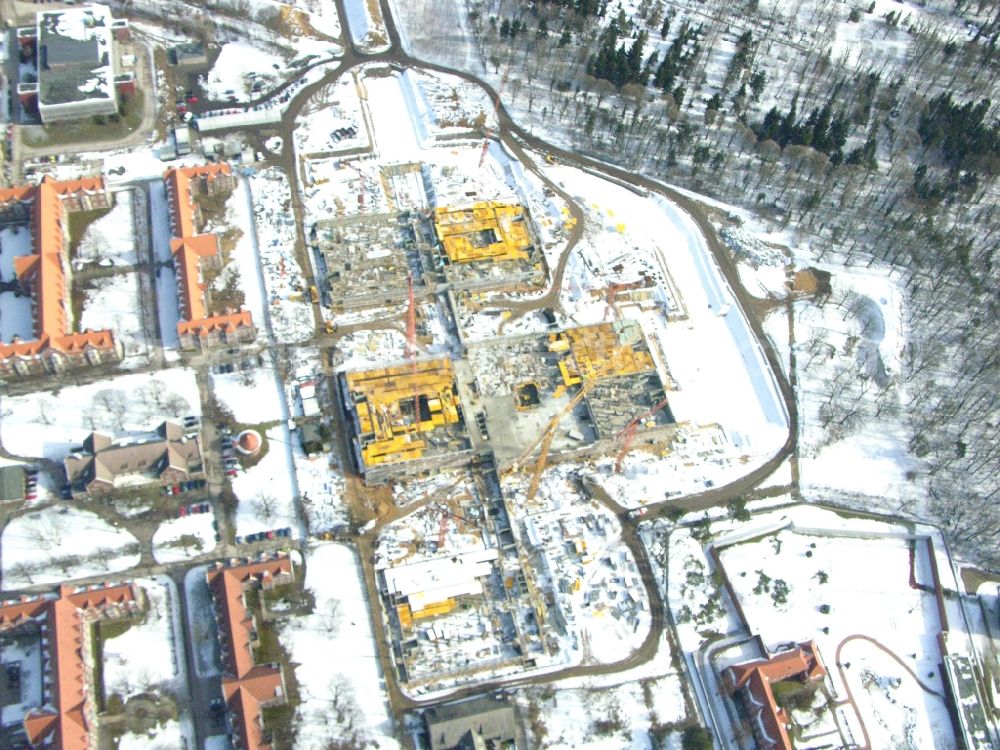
231 425 299 538
117 720 184 750
343 0 389 53
73 191 138 267
151 513 218 563
295 0 341 38
1 506 140 589
0 224 37 342
210 364 284 424
78 271 148 362
102 577 180 699
0 367 200 461
200 41 287 102
280 543 399 749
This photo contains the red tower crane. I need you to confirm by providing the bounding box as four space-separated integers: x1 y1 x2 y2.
405 273 417 359
614 397 672 473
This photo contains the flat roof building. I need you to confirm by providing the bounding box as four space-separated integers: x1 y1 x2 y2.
33 5 128 124
0 465 26 503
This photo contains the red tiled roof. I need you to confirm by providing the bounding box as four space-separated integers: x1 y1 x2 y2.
0 582 138 750
0 176 117 365
162 164 254 340
723 641 827 750
206 557 293 750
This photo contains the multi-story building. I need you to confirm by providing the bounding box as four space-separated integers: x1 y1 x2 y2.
0 582 142 750
63 421 204 497
162 163 256 350
206 555 294 750
0 175 122 377
16 5 134 124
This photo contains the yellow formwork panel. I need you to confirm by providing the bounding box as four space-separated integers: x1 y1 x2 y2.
411 598 456 620
397 603 414 629
434 201 533 264
348 357 464 468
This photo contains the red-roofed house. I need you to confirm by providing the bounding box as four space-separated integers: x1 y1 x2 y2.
162 164 255 350
721 641 827 750
0 582 141 750
206 555 294 750
0 176 123 377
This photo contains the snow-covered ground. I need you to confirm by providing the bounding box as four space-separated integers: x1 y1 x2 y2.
650 503 987 750
280 543 400 749
247 168 316 343
231 425 299 538
0 367 200 460
296 451 348 534
200 40 287 102
73 191 138 267
294 73 369 155
296 0 341 38
1 506 140 589
210 364 284 424
343 0 390 53
102 577 181 699
151 512 218 563
78 271 148 363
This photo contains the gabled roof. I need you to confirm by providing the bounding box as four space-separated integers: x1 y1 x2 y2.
0 176 117 365
723 641 827 750
162 163 254 341
1 582 138 750
64 421 201 487
206 556 293 750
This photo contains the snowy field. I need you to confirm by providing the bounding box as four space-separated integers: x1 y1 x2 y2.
0 367 200 460
0 224 35 342
73 191 138 268
210 364 284 424
343 0 390 53
280 543 400 749
295 0 341 38
1 506 140 589
231 425 300 539
151 513 218 563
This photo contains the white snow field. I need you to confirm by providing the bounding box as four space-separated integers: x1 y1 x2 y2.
151 513 218 564
280 543 400 749
0 368 200 461
1 506 141 588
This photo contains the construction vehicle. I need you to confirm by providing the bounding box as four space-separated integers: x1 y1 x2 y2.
309 285 319 304
614 396 672 473
324 320 337 334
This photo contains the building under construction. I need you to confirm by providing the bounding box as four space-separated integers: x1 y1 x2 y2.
465 320 675 467
339 357 472 484
311 211 423 311
432 201 546 292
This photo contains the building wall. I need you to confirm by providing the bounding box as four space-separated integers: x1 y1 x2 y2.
39 95 119 125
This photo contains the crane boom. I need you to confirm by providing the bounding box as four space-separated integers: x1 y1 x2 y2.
614 396 671 473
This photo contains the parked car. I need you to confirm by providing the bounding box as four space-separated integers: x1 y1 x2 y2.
178 505 188 517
